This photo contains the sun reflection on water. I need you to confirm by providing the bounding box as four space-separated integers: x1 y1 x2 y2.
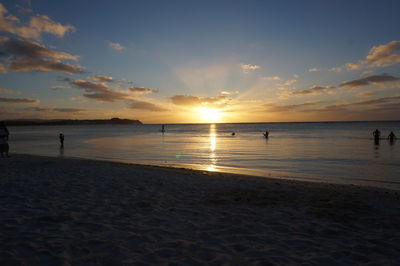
207 124 217 171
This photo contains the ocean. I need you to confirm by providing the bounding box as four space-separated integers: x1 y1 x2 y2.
7 121 400 190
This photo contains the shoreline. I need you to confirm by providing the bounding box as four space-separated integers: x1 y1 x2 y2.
12 152 400 191
1 154 400 265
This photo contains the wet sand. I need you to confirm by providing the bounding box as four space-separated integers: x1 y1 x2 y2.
1 154 399 265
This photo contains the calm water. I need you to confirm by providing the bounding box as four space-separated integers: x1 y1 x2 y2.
8 121 400 190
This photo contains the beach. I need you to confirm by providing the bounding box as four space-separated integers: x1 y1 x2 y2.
1 154 400 265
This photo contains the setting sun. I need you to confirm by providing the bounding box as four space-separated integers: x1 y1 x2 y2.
197 107 222 123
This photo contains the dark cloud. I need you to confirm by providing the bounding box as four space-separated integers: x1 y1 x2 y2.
128 100 168 112
24 107 83 112
171 95 231 107
0 37 84 74
8 56 84 74
0 37 77 59
129 87 158 94
0 96 38 104
340 75 400 88
283 85 335 96
70 80 109 91
64 79 128 102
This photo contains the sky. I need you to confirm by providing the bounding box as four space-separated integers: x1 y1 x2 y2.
0 0 400 123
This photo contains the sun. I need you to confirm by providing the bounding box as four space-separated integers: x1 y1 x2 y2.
197 107 222 123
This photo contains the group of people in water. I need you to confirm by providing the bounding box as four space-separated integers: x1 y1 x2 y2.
0 122 10 157
0 121 398 158
231 131 269 137
373 129 397 144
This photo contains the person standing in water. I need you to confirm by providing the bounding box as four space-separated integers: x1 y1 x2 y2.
59 133 64 147
264 130 269 138
0 121 10 158
373 129 381 142
388 131 396 142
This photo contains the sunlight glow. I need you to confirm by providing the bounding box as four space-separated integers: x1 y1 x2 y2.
197 107 222 123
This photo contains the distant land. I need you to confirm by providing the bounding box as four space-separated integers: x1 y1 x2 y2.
5 118 142 126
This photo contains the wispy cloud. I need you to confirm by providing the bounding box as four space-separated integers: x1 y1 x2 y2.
308 68 320 72
0 96 38 104
264 102 318 112
356 91 378 98
0 37 84 74
129 87 158 94
89 75 113 82
109 41 125 51
50 85 67 90
339 74 400 88
63 78 128 102
0 63 7 73
329 67 342 73
341 95 400 106
281 85 336 97
241 63 260 73
128 100 167 112
24 107 84 112
278 79 297 87
303 95 400 113
0 88 13 94
345 40 400 70
171 95 231 108
220 90 239 95
0 3 75 40
262 76 281 81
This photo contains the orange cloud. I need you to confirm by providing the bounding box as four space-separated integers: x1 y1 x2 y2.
346 40 400 70
89 75 114 82
171 95 231 108
0 3 75 40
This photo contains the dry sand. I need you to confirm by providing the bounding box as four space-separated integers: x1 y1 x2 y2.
1 154 400 265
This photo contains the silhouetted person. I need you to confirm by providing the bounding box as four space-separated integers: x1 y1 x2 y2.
264 131 269 138
0 121 10 157
161 124 165 134
59 133 64 147
388 131 396 143
373 129 381 143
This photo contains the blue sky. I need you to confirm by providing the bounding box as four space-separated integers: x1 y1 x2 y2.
1 0 400 123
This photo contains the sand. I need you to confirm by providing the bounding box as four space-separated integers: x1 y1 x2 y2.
1 154 399 265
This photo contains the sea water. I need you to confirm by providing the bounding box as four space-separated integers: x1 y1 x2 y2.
8 121 400 189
